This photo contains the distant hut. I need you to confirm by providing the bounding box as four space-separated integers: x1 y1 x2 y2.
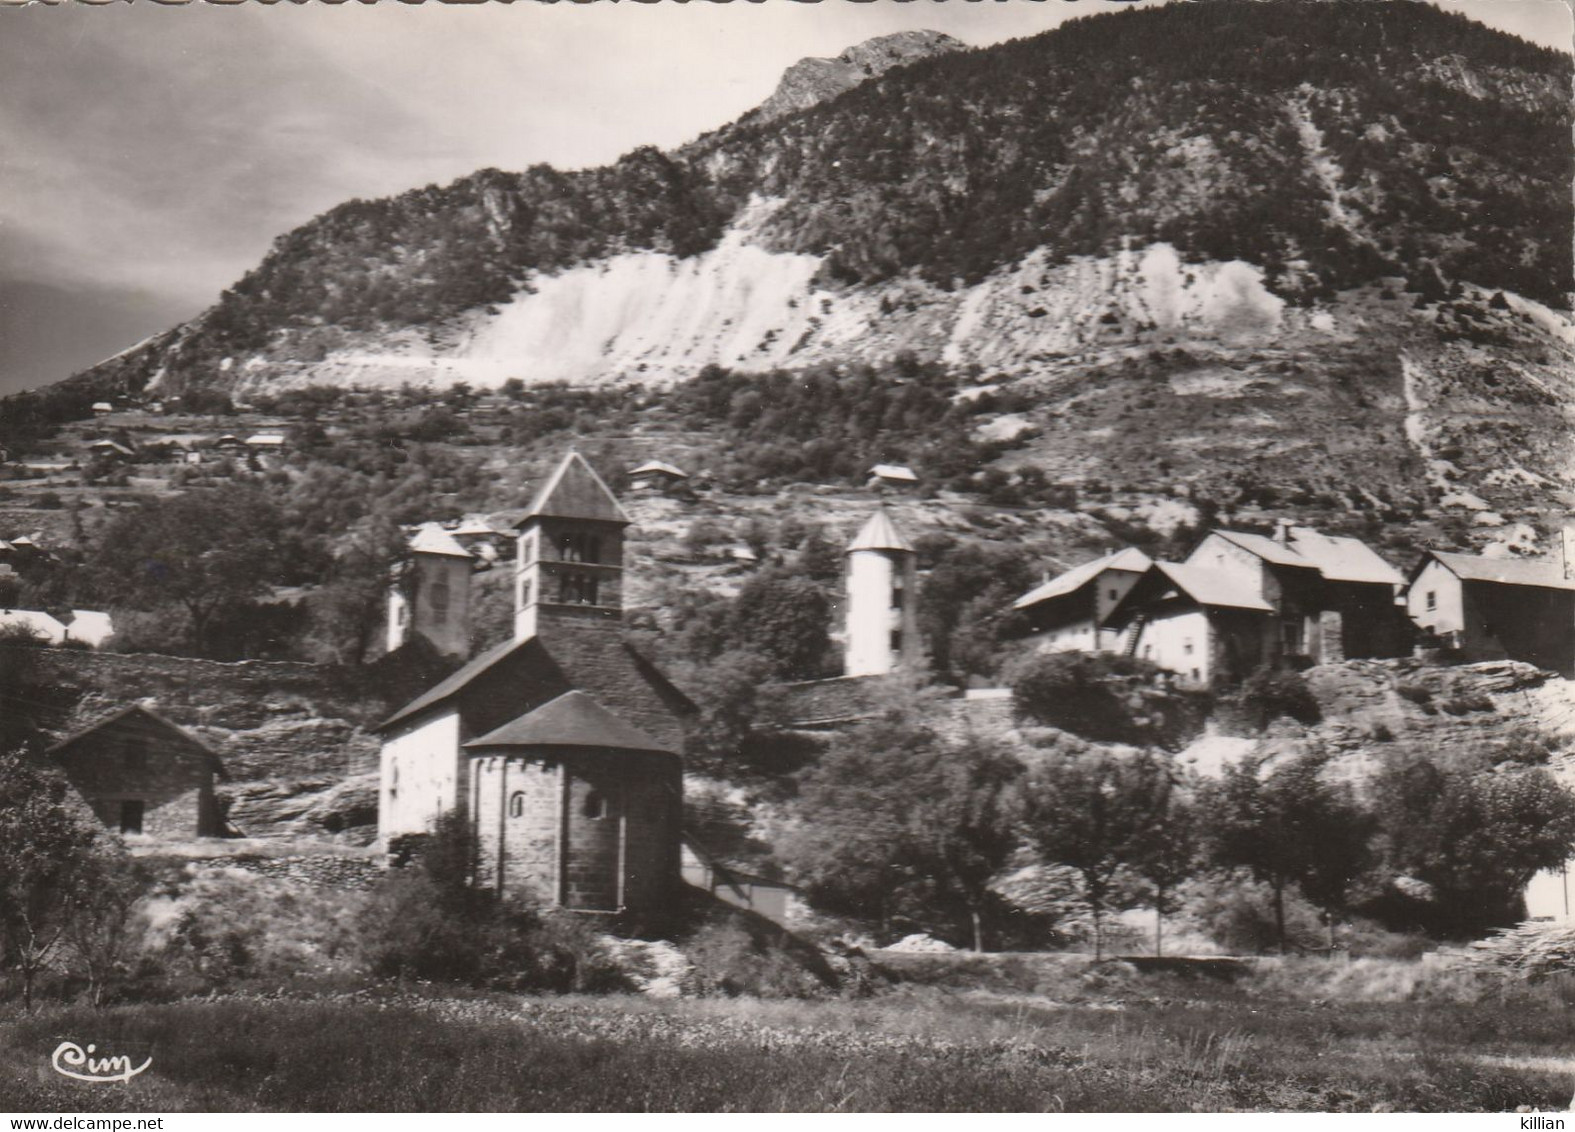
629 460 689 494
867 464 919 491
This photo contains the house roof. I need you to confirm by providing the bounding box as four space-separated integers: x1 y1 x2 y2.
463 690 674 755
88 440 134 456
0 609 66 640
91 402 112 411
847 510 914 554
451 515 506 537
1285 527 1405 586
1209 529 1317 570
245 433 286 446
381 634 524 729
1415 550 1575 592
48 704 226 776
408 522 473 559
869 463 919 482
521 451 629 526
630 460 688 479
1012 547 1153 610
1149 562 1277 612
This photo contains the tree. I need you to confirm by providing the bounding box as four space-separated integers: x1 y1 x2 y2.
0 751 118 1011
1201 751 1370 953
306 515 410 665
1372 756 1575 936
1130 789 1199 956
729 572 834 681
89 485 286 655
776 684 1025 948
1020 748 1173 959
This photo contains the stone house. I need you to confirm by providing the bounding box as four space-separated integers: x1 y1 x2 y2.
1406 550 1575 676
377 451 694 916
386 523 475 659
1182 527 1408 665
1104 525 1406 687
1012 547 1153 654
1105 561 1279 687
48 705 226 839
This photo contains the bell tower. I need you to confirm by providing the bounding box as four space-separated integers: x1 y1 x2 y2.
844 509 920 677
514 451 629 642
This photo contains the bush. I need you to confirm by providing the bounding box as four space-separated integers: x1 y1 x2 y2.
681 920 831 999
1233 667 1320 731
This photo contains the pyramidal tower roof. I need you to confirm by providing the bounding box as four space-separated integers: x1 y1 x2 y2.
409 522 473 559
847 509 914 554
524 451 630 525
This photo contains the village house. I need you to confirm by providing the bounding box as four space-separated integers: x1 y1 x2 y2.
377 451 694 916
628 460 689 494
448 514 516 564
1184 525 1409 664
1102 525 1408 687
245 433 287 453
1406 549 1575 676
91 402 113 417
49 705 227 839
87 439 135 462
0 607 116 648
1012 547 1153 654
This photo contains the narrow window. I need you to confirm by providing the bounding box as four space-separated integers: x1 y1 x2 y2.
120 800 144 835
889 629 903 654
1108 588 1118 601
429 574 450 619
1183 639 1194 657
509 791 525 818
583 790 608 820
1191 668 1201 683
390 762 398 798
1426 590 1437 612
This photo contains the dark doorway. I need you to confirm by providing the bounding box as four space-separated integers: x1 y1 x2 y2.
120 799 144 835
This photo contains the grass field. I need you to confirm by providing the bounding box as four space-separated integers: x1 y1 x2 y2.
3 965 1574 1113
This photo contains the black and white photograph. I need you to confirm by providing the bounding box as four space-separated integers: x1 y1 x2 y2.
1 0 1573 1115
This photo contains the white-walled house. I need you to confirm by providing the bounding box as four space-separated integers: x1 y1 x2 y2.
1406 550 1575 676
1013 547 1153 654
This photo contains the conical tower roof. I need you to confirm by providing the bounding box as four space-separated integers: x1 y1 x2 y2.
523 451 630 525
408 522 473 559
847 509 914 554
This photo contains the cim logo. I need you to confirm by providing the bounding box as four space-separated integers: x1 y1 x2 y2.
50 1041 151 1084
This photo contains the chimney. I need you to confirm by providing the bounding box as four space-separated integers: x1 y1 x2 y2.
1273 518 1293 545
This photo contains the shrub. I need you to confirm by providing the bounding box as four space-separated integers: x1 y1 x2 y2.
1233 667 1320 731
681 921 831 999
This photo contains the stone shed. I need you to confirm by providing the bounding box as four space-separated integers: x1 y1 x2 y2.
48 704 226 839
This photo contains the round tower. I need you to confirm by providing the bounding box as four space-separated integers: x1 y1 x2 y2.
844 509 919 677
387 523 474 658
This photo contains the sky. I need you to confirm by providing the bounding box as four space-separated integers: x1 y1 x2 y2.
0 0 1569 396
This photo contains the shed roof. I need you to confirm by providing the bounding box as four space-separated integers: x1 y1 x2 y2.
245 433 286 446
630 460 688 479
464 690 673 754
408 522 473 559
48 704 226 776
1285 527 1405 586
1416 550 1575 592
847 510 914 554
869 464 919 482
1150 562 1277 612
1012 547 1153 610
